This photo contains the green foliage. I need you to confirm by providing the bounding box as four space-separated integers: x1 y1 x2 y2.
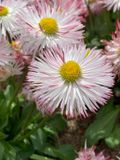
0 78 76 160
85 100 120 146
85 11 115 48
105 125 120 148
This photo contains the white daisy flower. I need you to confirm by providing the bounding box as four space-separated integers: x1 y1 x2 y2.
101 0 120 12
102 21 120 77
0 62 23 81
0 39 13 65
18 0 84 54
27 45 114 118
0 39 23 81
0 0 26 39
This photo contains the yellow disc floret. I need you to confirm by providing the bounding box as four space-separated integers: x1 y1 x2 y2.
0 6 9 16
39 17 58 35
59 60 81 82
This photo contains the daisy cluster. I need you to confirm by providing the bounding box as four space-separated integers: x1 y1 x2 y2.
0 0 120 159
0 0 115 119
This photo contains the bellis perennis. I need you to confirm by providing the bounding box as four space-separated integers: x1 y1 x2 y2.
101 0 120 12
27 45 114 118
0 39 23 81
103 21 120 77
17 0 84 54
75 145 112 160
0 0 26 39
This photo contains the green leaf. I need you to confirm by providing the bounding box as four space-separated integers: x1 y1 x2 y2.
95 99 114 119
30 128 47 152
54 144 76 160
43 146 58 158
105 125 120 148
85 102 120 145
30 154 53 160
0 142 4 160
0 132 7 140
16 143 34 160
45 113 67 132
2 142 16 160
0 105 9 129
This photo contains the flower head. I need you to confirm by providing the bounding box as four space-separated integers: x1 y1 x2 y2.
102 21 120 77
0 62 23 81
18 0 84 54
75 0 88 22
0 0 26 39
76 145 111 160
27 45 114 118
100 0 120 12
11 40 32 65
0 39 23 81
0 41 13 64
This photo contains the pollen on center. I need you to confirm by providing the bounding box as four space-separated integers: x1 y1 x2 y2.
59 60 82 82
39 17 58 35
0 6 9 17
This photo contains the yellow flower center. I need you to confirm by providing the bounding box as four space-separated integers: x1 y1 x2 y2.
0 6 9 16
59 61 81 82
11 41 21 51
39 17 58 35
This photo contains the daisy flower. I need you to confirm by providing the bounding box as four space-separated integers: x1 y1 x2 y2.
77 0 88 22
100 0 120 12
0 39 23 81
75 145 111 160
102 21 120 77
18 0 84 54
0 40 13 65
0 0 26 39
11 40 32 65
27 45 114 118
0 62 23 81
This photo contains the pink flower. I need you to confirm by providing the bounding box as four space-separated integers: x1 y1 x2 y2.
100 0 120 12
102 21 120 77
76 145 111 160
0 0 26 39
76 0 88 22
27 44 114 118
11 40 32 65
0 39 23 81
17 0 84 54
